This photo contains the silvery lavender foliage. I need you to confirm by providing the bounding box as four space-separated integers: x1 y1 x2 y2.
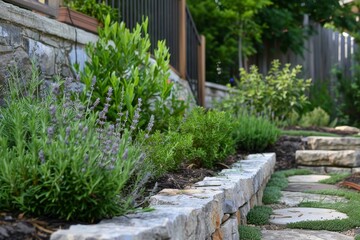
39 77 153 191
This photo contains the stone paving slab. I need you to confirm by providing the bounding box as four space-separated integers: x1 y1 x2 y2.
261 229 353 240
288 175 330 183
296 150 360 167
280 191 348 207
284 183 339 192
307 136 360 150
269 208 348 225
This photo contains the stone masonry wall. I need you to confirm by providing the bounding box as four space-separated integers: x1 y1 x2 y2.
205 81 231 108
51 153 276 240
0 1 195 105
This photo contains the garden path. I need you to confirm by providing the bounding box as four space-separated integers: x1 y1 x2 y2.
260 174 354 240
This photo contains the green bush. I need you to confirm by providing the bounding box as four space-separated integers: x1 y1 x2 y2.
239 225 262 240
64 0 118 24
299 107 330 127
179 107 237 169
247 206 273 225
78 16 188 131
304 79 336 118
0 65 151 222
335 48 360 126
141 130 193 177
220 60 311 120
233 111 280 152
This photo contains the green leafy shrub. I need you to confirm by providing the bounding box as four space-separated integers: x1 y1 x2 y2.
178 107 237 169
78 16 188 131
141 130 193 177
64 0 118 24
299 107 330 127
233 111 280 152
335 49 360 126
247 206 273 225
239 225 262 240
0 65 151 222
263 169 312 204
221 60 311 120
305 79 336 118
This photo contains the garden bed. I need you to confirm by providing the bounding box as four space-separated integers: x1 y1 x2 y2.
51 153 275 240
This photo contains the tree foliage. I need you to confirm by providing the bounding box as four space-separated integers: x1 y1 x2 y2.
187 0 270 84
187 0 360 84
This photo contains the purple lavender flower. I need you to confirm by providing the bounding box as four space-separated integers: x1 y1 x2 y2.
51 83 60 96
47 127 54 139
122 149 128 160
38 150 45 164
90 98 100 111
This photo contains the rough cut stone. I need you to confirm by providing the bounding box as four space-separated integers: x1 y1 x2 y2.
219 217 239 240
296 150 360 167
279 191 348 207
325 167 352 174
307 136 360 150
297 166 326 174
239 202 251 225
287 175 330 183
261 229 353 240
269 207 348 225
335 125 360 133
50 153 276 240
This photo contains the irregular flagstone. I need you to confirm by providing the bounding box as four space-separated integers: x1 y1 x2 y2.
307 136 360 150
284 183 339 192
280 191 348 207
261 229 353 240
296 150 360 167
325 167 352 174
269 208 348 225
288 175 330 183
335 125 360 133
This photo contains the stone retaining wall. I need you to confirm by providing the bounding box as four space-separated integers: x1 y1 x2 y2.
0 1 195 105
205 81 231 108
51 153 276 240
297 137 360 174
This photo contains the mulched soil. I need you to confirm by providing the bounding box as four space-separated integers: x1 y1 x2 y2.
2 125 360 239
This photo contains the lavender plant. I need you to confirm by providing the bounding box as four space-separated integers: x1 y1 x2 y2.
0 63 152 221
233 110 280 152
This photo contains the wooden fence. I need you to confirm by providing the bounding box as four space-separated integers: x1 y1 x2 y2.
248 21 358 87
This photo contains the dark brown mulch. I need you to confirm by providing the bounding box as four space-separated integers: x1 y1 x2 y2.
344 173 360 185
341 173 360 191
0 213 80 240
150 154 241 190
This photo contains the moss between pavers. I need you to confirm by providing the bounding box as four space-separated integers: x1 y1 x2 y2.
238 225 262 240
318 173 351 184
288 189 360 232
247 206 272 225
263 168 360 232
262 169 313 204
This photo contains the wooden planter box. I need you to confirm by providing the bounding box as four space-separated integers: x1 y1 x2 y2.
57 7 99 34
